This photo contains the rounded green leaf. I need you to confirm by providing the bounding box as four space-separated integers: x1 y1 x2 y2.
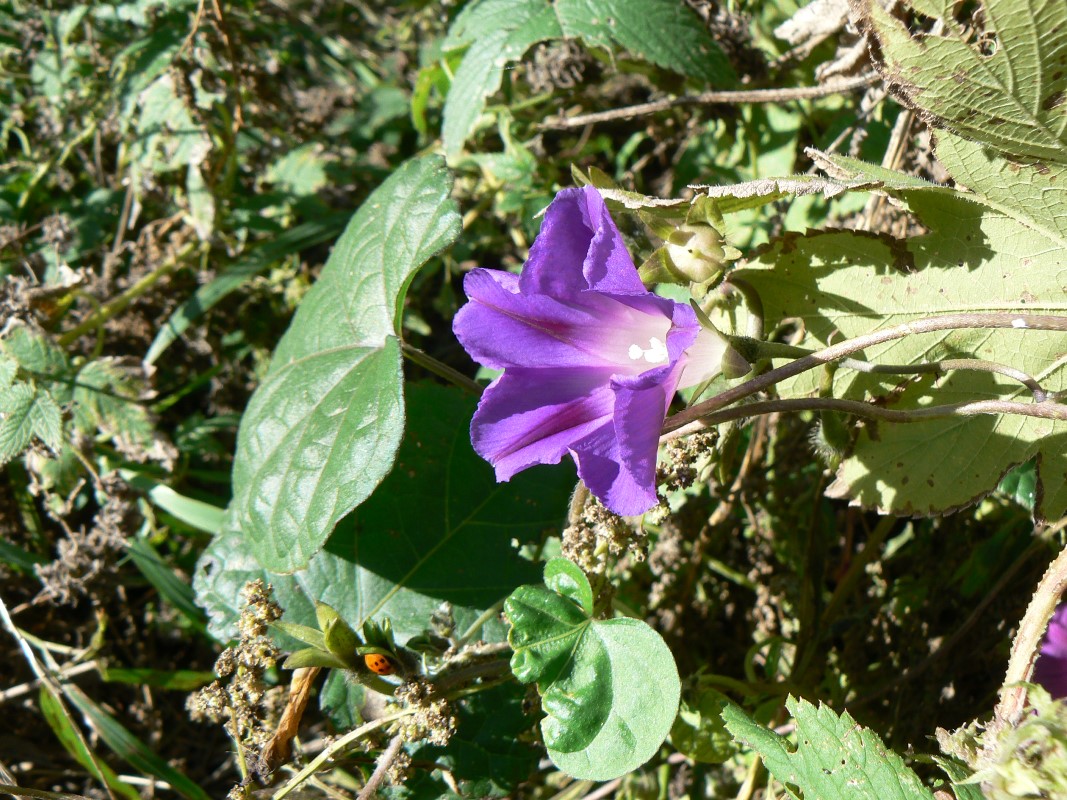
543 558 594 615
506 583 681 780
506 584 589 688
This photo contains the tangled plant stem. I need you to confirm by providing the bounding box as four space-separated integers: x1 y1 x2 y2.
663 395 1067 442
664 312 1067 439
271 710 414 800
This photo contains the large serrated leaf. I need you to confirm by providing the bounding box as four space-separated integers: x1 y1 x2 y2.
224 156 461 573
862 0 1067 163
932 131 1067 245
72 359 166 463
197 383 572 644
442 0 735 155
0 354 16 390
722 696 935 800
553 0 735 85
0 383 61 466
506 568 680 781
443 0 562 156
733 186 1067 519
0 383 39 465
0 326 72 403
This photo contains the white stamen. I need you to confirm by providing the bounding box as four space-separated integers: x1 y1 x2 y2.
628 337 669 364
644 337 668 363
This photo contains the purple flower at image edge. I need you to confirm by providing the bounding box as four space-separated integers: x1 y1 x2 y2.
1034 602 1067 699
452 186 725 516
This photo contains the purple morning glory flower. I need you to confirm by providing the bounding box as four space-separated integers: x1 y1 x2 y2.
452 186 725 516
1034 603 1067 699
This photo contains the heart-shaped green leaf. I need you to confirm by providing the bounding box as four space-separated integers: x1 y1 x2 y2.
195 384 573 651
441 0 735 155
224 155 461 572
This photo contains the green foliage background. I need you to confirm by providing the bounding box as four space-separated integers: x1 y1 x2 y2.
1 0 1065 798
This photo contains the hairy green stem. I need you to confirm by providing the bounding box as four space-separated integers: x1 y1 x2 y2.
664 395 1067 442
992 527 1067 734
400 342 482 395
736 340 1050 399
665 312 1067 436
845 357 1047 400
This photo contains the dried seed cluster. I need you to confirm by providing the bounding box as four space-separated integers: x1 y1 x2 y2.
393 677 457 747
562 496 647 574
187 580 283 754
658 431 718 493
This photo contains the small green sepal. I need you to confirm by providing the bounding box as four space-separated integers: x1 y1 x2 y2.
720 345 753 380
323 616 361 661
271 621 327 650
282 648 351 671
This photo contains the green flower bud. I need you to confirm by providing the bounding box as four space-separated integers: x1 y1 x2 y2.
665 224 725 284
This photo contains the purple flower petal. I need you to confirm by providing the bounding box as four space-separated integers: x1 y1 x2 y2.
521 187 646 298
470 367 617 481
605 366 681 512
1034 603 1067 699
569 424 657 517
453 185 725 516
1042 604 1067 658
456 269 690 373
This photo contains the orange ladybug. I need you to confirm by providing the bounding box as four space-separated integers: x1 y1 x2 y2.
364 653 396 675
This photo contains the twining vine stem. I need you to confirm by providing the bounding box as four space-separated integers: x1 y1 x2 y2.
664 312 1067 439
662 396 1067 442
748 339 1049 399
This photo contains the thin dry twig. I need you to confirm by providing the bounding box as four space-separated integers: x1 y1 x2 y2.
356 734 404 800
537 73 879 130
0 660 96 704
